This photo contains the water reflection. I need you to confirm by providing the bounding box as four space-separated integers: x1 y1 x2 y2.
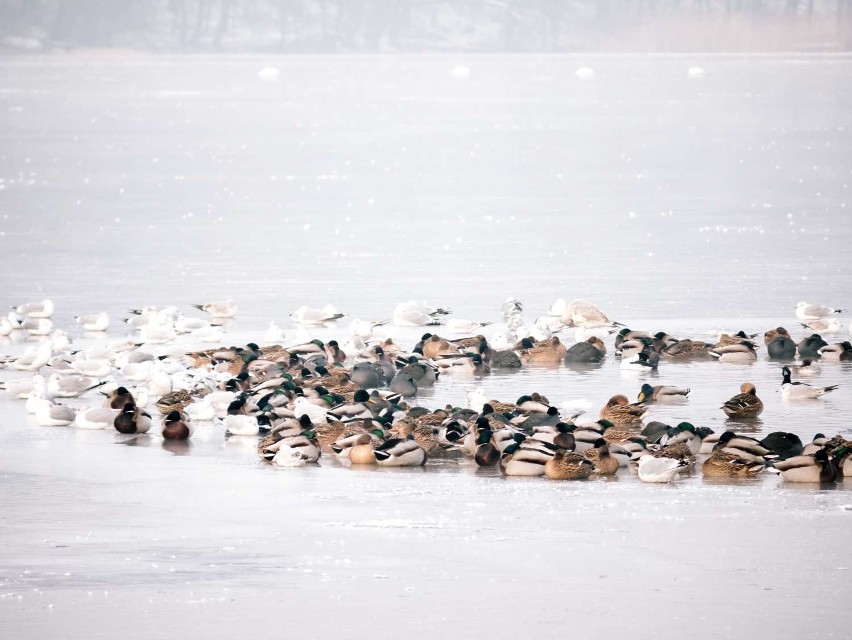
161 439 193 456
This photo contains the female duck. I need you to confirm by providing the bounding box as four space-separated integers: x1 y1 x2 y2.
544 449 595 480
721 382 764 418
599 394 650 426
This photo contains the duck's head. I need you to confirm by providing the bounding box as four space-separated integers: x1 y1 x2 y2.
353 389 369 403
638 383 655 402
676 422 696 434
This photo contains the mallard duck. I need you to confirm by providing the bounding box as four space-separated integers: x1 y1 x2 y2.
162 410 193 440
564 337 606 363
832 445 852 478
764 327 796 360
781 366 838 400
599 395 649 425
758 432 803 460
113 403 152 434
421 334 459 360
797 334 828 359
774 449 837 483
637 454 687 483
501 438 555 476
637 384 690 403
801 433 842 455
583 439 619 475
375 436 427 467
658 338 712 359
331 432 378 464
721 382 764 418
473 427 500 466
653 442 696 465
819 341 852 362
714 430 773 461
517 336 566 365
531 422 577 450
702 450 764 478
710 341 758 362
515 394 551 413
155 389 194 415
390 419 439 454
711 331 755 349
105 386 136 410
658 422 701 454
620 348 659 370
544 449 595 480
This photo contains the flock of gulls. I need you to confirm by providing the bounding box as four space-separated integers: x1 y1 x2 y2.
1 297 850 485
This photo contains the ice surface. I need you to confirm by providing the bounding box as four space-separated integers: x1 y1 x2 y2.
1 53 852 638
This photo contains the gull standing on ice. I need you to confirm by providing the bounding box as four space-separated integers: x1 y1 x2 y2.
796 301 845 321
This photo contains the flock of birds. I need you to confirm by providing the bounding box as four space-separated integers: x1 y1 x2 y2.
1 297 850 485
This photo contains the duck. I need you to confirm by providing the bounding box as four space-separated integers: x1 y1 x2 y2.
113 403 152 434
780 366 838 400
714 430 773 462
758 432 803 460
472 427 500 466
501 437 555 476
620 349 659 369
517 336 566 365
530 422 577 450
796 301 845 321
637 383 690 403
709 341 758 362
162 410 193 440
789 358 820 377
374 436 427 467
818 341 852 362
636 454 687 483
764 327 796 360
658 422 701 454
544 449 595 480
421 334 459 360
797 334 828 359
564 337 606 363
702 450 765 478
599 394 650 425
774 449 837 483
582 439 619 475
657 338 712 359
331 432 380 464
720 382 764 418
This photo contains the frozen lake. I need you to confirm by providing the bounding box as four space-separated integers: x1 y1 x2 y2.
1 53 852 638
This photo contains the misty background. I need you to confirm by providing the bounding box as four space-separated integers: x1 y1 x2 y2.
0 1 851 53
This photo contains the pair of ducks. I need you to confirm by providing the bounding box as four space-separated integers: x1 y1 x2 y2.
109 386 192 440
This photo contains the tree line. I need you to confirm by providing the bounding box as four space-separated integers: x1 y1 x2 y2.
0 0 850 52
